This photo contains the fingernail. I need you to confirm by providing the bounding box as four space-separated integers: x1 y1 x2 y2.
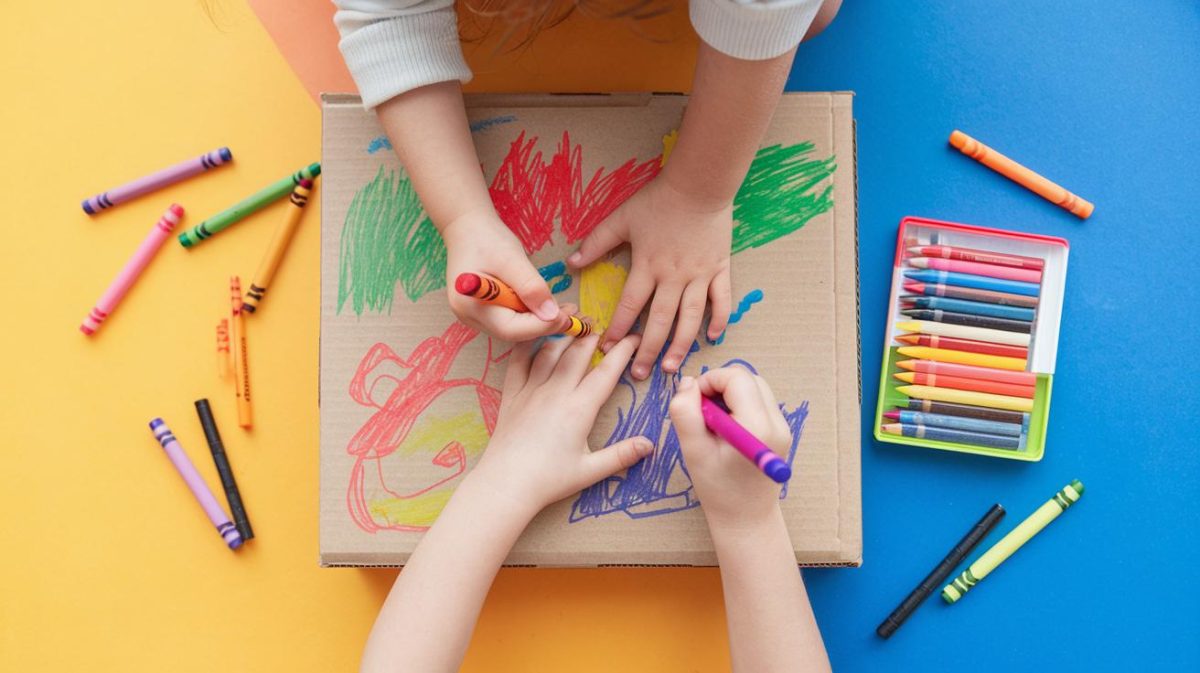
568 252 583 265
537 300 559 320
678 376 695 391
601 340 615 353
634 437 653 454
663 357 679 371
632 365 648 380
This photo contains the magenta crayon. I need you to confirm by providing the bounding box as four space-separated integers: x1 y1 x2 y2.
699 395 792 483
82 148 232 214
80 204 183 335
908 257 1042 284
149 418 243 550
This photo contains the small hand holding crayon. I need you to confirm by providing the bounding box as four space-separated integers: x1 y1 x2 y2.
471 333 653 511
669 367 792 527
443 213 565 341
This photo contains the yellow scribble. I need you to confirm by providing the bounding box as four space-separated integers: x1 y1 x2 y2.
660 129 679 167
581 259 629 366
370 489 454 529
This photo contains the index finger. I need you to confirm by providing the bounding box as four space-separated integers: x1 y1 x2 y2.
696 367 775 434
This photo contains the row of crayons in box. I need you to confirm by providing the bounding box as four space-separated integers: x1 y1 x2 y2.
80 147 320 550
876 218 1069 461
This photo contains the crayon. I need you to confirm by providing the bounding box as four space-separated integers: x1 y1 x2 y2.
242 179 313 314
894 372 1035 399
148 418 243 550
903 398 1030 425
80 204 184 335
884 410 1024 437
178 162 320 247
882 422 1021 450
216 319 231 379
895 320 1030 347
895 333 1028 359
194 399 254 542
699 395 791 483
908 257 1042 284
901 309 1031 335
897 385 1034 412
897 346 1026 371
943 480 1085 603
902 296 1035 322
907 245 1044 271
949 130 1093 219
904 269 1040 297
896 359 1037 387
903 280 1039 309
230 276 252 428
877 504 1005 638
454 272 593 337
82 147 232 214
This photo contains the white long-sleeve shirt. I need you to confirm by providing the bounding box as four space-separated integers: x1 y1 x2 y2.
333 0 822 108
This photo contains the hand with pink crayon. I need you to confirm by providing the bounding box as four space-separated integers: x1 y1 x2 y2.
670 366 831 673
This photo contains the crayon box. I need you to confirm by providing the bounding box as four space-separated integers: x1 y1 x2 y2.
874 217 1069 461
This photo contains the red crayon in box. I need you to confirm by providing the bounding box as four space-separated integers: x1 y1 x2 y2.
894 371 1036 399
908 245 1044 271
895 334 1028 360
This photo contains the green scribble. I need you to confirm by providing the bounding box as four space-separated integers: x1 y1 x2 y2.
338 167 448 315
732 143 837 254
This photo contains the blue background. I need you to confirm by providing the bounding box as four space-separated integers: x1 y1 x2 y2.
788 1 1200 669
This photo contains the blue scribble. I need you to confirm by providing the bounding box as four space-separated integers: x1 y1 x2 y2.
366 136 392 155
366 116 517 154
469 115 517 134
538 260 571 294
569 343 809 522
708 288 764 345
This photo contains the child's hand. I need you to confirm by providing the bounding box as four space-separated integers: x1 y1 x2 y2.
567 178 733 380
443 210 564 341
669 367 791 529
472 333 654 512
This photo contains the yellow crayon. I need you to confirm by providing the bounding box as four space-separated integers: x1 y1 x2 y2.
943 480 1084 603
897 385 1033 412
560 314 592 338
897 346 1026 371
242 179 312 314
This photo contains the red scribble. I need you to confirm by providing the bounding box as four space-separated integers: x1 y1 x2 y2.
488 131 661 252
346 321 506 532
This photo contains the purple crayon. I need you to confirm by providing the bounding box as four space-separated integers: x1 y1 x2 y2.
699 396 792 483
149 418 243 550
82 147 232 214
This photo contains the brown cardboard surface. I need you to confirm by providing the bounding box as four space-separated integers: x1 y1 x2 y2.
319 93 860 567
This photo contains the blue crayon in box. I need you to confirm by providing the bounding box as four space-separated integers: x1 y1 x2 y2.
904 269 1040 297
902 296 1035 322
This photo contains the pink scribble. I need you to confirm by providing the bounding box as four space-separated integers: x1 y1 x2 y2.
346 322 505 532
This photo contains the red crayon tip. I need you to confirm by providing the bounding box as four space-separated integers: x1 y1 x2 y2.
895 334 920 345
79 324 94 335
455 272 482 296
899 299 914 308
883 411 900 421
299 179 313 189
903 280 926 293
168 203 184 218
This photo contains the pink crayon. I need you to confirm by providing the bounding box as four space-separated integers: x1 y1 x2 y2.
149 418 243 550
82 147 232 214
699 395 792 483
908 257 1042 283
80 204 183 335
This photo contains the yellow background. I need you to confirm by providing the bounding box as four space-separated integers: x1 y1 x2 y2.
0 2 733 670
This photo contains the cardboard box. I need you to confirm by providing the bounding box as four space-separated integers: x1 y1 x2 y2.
319 92 861 567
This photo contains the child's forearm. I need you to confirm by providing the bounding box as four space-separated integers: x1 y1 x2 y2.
709 508 831 673
360 471 537 673
375 80 495 235
663 42 797 210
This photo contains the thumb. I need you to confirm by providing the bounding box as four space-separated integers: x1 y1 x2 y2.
581 436 654 484
669 376 715 452
503 258 559 321
567 217 626 269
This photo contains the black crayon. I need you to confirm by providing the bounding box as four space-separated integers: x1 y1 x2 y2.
900 308 1032 334
194 399 254 541
876 504 1006 639
904 399 1030 425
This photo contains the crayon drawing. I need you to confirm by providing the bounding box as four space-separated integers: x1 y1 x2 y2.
339 129 833 532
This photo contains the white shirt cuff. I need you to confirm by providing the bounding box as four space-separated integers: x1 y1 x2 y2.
690 0 823 60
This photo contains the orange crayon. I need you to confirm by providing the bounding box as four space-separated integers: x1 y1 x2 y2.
216 319 231 379
949 130 1093 219
894 371 1035 399
454 271 593 337
896 359 1036 387
230 277 252 428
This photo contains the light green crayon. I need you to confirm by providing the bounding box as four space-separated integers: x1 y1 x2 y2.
942 479 1084 604
179 162 320 248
